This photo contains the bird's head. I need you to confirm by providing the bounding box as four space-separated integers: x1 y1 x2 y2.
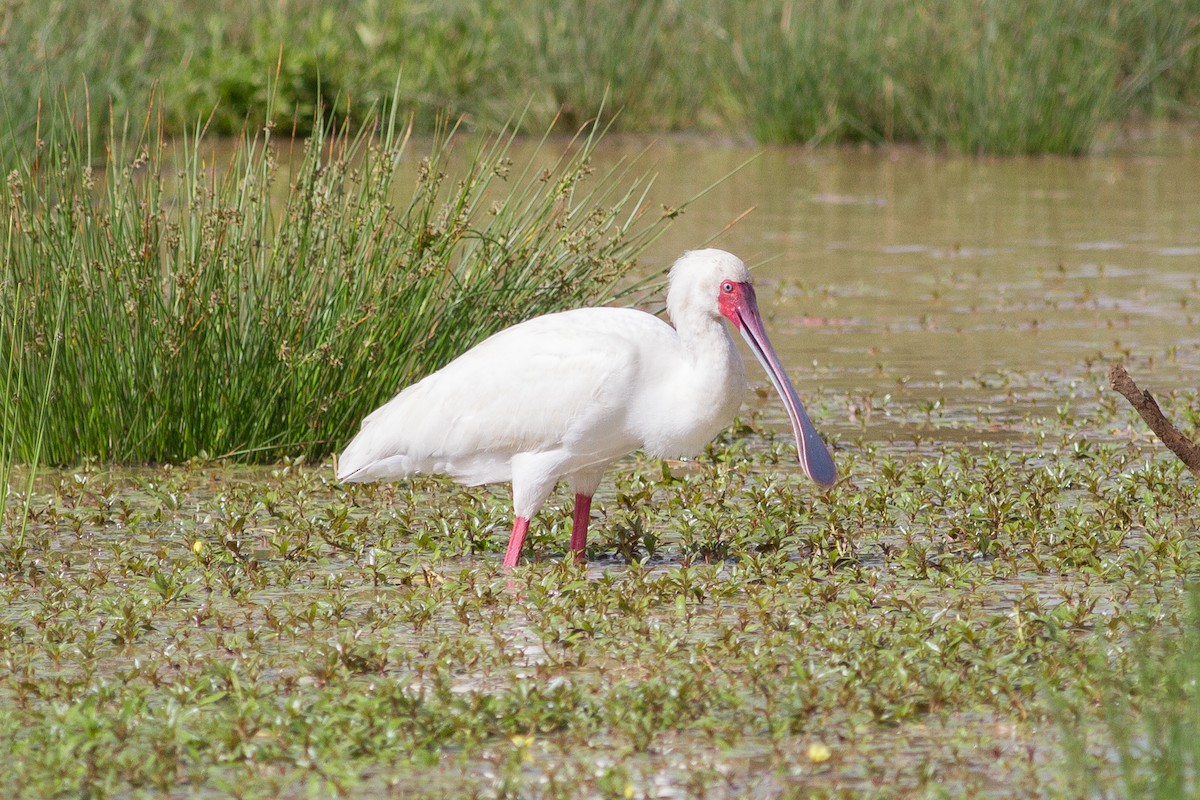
665 248 838 488
666 248 753 325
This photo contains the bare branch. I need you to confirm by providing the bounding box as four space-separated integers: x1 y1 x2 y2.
1108 364 1200 477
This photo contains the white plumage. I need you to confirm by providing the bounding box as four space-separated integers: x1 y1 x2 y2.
338 249 836 568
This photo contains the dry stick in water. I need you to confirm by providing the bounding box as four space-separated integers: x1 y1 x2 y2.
1108 364 1200 477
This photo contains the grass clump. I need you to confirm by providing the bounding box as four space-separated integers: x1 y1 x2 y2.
2 0 1199 156
510 0 716 133
1058 587 1200 799
1 277 65 562
0 98 687 464
724 0 1127 153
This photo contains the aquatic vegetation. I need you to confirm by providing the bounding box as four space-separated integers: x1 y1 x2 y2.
1 13 1197 794
0 99 692 464
724 0 1124 153
0 279 65 561
0 363 1197 796
2 0 1199 157
1058 587 1200 799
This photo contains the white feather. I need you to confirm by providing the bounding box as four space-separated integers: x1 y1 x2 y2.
336 248 835 560
337 304 746 488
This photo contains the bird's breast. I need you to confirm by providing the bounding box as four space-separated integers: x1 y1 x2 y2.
632 332 748 458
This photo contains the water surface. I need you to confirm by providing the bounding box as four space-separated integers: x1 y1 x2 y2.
567 127 1200 442
9 128 1200 799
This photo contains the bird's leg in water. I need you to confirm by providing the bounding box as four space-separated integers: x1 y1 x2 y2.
569 493 592 562
503 517 530 570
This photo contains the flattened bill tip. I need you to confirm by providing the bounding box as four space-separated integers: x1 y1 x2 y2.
800 438 838 488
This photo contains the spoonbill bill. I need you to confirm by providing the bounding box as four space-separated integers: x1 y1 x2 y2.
337 249 836 568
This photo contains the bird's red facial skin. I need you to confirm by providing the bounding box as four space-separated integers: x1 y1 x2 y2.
717 281 750 327
716 277 839 487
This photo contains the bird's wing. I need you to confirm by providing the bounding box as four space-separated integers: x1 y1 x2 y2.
337 307 678 482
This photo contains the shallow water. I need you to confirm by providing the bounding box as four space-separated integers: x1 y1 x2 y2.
573 127 1200 440
6 129 1199 799
216 124 1200 426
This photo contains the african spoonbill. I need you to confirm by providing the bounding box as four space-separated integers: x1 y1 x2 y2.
336 249 837 568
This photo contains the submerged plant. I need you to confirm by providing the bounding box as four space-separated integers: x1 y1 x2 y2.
0 363 1198 795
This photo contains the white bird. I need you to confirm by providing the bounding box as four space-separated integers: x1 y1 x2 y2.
337 249 837 568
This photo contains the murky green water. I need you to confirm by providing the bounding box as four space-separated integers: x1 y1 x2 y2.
612 132 1196 353
280 123 1196 455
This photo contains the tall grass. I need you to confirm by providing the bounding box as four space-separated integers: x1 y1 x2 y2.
511 0 717 132
1057 587 1200 798
0 278 65 559
0 96 691 464
0 0 162 161
724 0 1130 154
2 0 1198 157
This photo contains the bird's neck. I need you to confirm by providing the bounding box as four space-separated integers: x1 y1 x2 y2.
675 313 743 375
662 312 748 447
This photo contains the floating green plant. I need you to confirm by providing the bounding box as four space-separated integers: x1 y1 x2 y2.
0 366 1196 795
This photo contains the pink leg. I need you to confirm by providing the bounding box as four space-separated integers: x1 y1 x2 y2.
503 517 530 570
569 493 592 563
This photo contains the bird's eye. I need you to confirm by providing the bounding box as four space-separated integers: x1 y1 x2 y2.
721 281 734 293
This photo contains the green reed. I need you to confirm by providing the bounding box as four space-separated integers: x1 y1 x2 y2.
0 96 689 464
1058 586 1200 799
724 0 1128 154
510 0 717 133
3 0 1198 157
1 275 66 556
